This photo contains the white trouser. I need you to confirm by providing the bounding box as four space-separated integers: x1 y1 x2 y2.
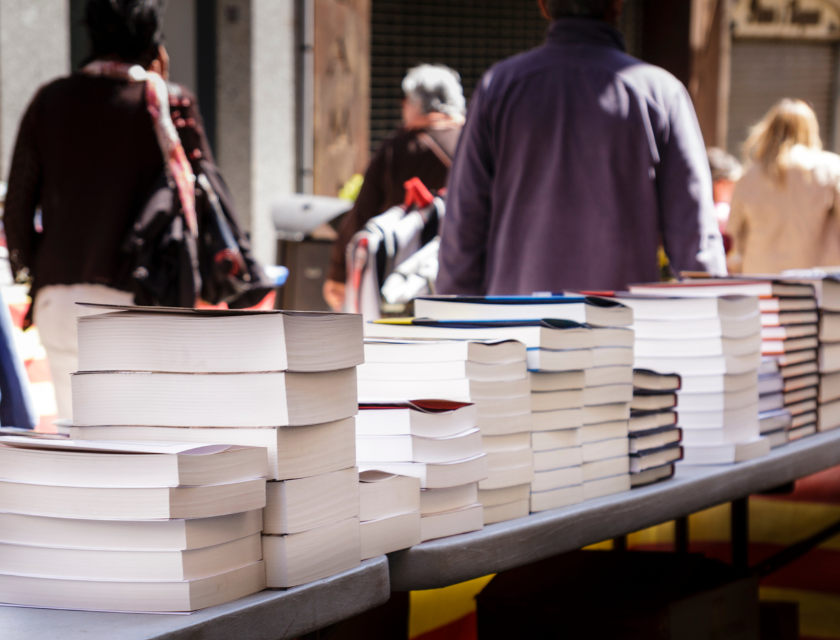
33 284 134 421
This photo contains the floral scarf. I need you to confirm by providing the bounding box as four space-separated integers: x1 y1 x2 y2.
82 60 197 237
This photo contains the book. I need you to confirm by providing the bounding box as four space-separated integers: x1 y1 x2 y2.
584 384 633 407
413 295 632 326
0 561 265 612
483 499 529 524
758 375 784 395
263 517 360 588
681 437 770 464
357 359 527 382
365 318 592 350
629 427 682 453
420 504 484 541
0 438 267 488
818 398 840 431
531 370 586 391
71 369 358 428
581 420 628 443
526 349 594 372
629 411 677 433
532 466 584 492
356 402 476 438
582 438 629 463
780 361 819 378
532 408 583 432
633 369 681 392
629 279 814 298
764 429 789 449
0 534 262 581
357 378 530 406
761 324 817 340
787 399 818 416
481 464 535 491
820 343 840 373
529 484 584 512
585 366 634 387
629 445 683 472
614 293 759 320
360 512 421 559
785 373 820 392
583 457 630 481
363 339 526 364
532 389 585 412
759 409 792 434
583 403 631 425
71 419 356 481
532 428 581 450
681 421 759 446
634 353 761 376
583 474 631 500
590 327 635 348
760 297 817 312
630 463 675 487
819 312 840 342
359 471 421 521
761 311 818 326
483 432 531 452
762 336 819 355
676 388 758 412
819 371 840 404
631 393 677 412
788 423 817 440
775 349 818 366
423 483 479 514
76 305 363 373
591 348 634 368
0 478 266 521
633 314 761 340
356 429 482 464
784 386 818 405
792 411 817 428
358 454 488 489
264 468 359 535
635 334 762 359
0 510 263 551
771 272 840 310
533 447 583 472
477 484 530 508
479 411 534 436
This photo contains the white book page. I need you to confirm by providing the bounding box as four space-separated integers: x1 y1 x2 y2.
0 437 232 456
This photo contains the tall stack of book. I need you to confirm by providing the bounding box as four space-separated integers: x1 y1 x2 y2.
755 279 820 441
357 338 530 524
69 305 364 589
618 286 770 465
581 323 634 500
358 471 422 559
355 401 487 538
777 274 840 432
410 295 634 508
0 437 267 612
629 370 683 486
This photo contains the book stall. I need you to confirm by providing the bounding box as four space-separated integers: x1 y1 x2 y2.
4 274 840 639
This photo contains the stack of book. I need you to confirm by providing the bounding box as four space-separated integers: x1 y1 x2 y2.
629 370 683 486
69 305 365 589
410 295 634 509
355 402 486 539
620 285 770 465
357 338 530 524
581 323 634 500
358 471 421 559
755 279 820 441
0 437 266 612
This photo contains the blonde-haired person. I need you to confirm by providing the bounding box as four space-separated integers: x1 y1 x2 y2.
728 99 840 273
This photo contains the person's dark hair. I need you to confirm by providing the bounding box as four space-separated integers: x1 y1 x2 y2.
85 0 166 67
545 0 611 19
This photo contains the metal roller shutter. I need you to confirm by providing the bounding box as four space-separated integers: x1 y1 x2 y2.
369 0 644 152
728 39 837 155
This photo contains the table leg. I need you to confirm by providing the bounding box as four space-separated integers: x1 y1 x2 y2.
674 516 689 554
613 535 628 551
731 497 749 570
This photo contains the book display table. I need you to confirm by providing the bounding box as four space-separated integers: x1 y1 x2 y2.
389 429 840 590
1 557 390 640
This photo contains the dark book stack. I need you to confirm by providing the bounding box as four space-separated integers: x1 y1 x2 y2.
628 370 683 488
758 280 820 442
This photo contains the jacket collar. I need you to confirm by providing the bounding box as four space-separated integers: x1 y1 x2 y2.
546 17 627 52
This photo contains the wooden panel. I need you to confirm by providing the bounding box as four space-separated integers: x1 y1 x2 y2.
313 0 371 197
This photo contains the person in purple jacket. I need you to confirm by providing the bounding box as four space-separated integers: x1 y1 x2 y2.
436 0 727 295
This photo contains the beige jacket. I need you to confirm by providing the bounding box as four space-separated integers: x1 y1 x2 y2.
728 146 840 274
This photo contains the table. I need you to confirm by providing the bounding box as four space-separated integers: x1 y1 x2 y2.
0 556 390 640
389 429 840 591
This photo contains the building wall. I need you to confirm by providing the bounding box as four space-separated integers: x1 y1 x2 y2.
0 0 69 179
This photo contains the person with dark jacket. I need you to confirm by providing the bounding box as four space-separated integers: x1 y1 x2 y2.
323 64 464 311
436 0 726 296
3 0 213 420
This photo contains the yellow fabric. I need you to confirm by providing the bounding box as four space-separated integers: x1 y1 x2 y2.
409 574 494 639
372 317 416 324
761 587 840 639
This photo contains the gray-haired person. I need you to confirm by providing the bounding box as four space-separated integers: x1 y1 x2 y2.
324 64 465 311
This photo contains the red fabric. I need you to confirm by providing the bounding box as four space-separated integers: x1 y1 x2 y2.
414 612 477 640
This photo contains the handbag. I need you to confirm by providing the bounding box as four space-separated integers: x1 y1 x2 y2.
124 157 274 309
